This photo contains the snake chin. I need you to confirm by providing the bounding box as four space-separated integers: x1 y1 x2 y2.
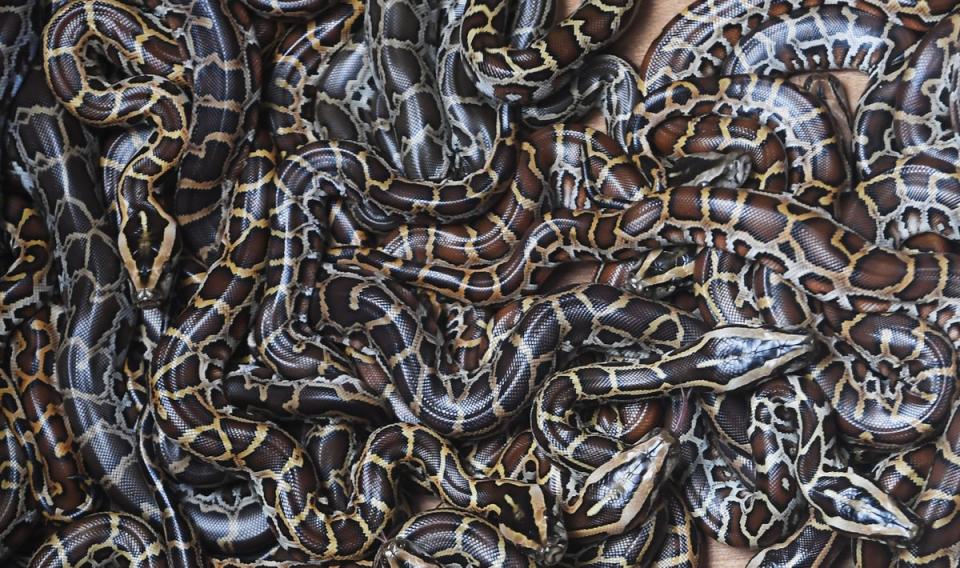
534 532 567 566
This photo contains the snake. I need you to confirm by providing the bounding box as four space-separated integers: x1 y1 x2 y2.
332 72 829 320
0 161 52 340
9 62 168 538
530 325 815 551
372 124 649 268
689 233 953 550
532 311 921 547
265 0 522 232
0 161 97 525
519 54 641 140
0 0 38 164
27 512 168 568
365 0 449 180
157 389 568 562
98 117 269 561
251 121 654 385
637 0 960 188
148 126 291 560
240 0 340 18
895 396 960 566
684 231 953 565
679 384 808 549
532 326 811 469
459 0 641 104
692 245 960 449
329 72 860 295
640 0 950 95
147 121 567 559
170 0 261 267
375 509 534 568
0 381 37 560
459 403 686 566
139 408 205 568
718 4 920 182
379 430 676 565
853 444 936 567
0 302 98 522
839 153 960 250
265 0 366 153
42 0 190 306
167 262 720 560
17 0 960 566
261 269 712 437
43 0 257 300
631 197 946 553
331 178 960 313
893 10 960 163
743 512 846 568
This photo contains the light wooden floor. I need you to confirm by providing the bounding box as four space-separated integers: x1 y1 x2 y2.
564 0 867 565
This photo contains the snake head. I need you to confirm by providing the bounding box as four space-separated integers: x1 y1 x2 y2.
479 479 567 564
677 326 814 391
564 428 678 542
805 473 921 547
627 245 699 298
117 193 177 308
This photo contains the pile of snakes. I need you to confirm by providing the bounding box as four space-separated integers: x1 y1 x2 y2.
5 0 960 566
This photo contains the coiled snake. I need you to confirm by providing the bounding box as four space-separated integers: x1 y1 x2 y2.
13 0 960 566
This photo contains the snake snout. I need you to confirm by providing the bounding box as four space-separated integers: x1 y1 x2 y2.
771 332 816 370
873 504 923 548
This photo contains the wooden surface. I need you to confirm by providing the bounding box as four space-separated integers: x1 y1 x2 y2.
564 1 868 565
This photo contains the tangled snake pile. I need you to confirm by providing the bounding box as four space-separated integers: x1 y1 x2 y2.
3 0 960 566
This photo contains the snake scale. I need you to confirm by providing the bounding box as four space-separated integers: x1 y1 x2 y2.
0 0 957 566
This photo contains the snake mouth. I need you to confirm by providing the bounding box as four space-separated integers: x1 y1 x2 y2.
134 288 162 308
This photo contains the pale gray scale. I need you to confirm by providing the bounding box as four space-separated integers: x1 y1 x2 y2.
725 6 912 76
313 34 379 147
628 78 847 201
784 375 921 545
720 5 919 187
674 353 804 548
435 0 528 177
641 0 833 94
